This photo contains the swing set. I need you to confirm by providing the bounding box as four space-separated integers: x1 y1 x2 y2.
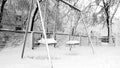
21 0 95 68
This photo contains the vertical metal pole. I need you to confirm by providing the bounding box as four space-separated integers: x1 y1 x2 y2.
31 31 34 49
82 16 95 54
79 35 81 46
36 0 53 68
21 0 33 58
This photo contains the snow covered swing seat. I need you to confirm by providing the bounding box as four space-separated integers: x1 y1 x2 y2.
66 40 80 51
37 38 57 47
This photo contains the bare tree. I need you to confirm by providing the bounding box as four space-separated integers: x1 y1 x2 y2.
95 0 120 44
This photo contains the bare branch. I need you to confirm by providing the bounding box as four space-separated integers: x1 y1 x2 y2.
59 0 81 12
110 0 120 23
62 0 79 18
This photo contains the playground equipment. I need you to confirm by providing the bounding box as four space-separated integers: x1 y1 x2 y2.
21 0 53 68
82 17 94 54
66 25 80 51
21 0 95 68
37 38 57 47
21 0 33 58
66 40 80 51
59 0 94 53
36 0 53 68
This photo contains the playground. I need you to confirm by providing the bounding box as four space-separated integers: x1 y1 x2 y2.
0 30 120 68
0 0 120 68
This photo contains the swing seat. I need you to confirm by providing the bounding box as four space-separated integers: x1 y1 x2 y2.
66 40 80 51
38 38 57 45
66 40 80 45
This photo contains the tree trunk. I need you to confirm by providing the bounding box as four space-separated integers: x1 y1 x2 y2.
53 0 59 39
30 7 38 31
106 12 110 42
0 0 7 28
106 11 113 45
28 4 37 31
29 0 43 31
104 6 110 44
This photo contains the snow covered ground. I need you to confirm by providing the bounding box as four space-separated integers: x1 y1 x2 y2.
0 45 120 68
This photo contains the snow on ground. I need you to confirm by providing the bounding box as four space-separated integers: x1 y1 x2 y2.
0 45 120 68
